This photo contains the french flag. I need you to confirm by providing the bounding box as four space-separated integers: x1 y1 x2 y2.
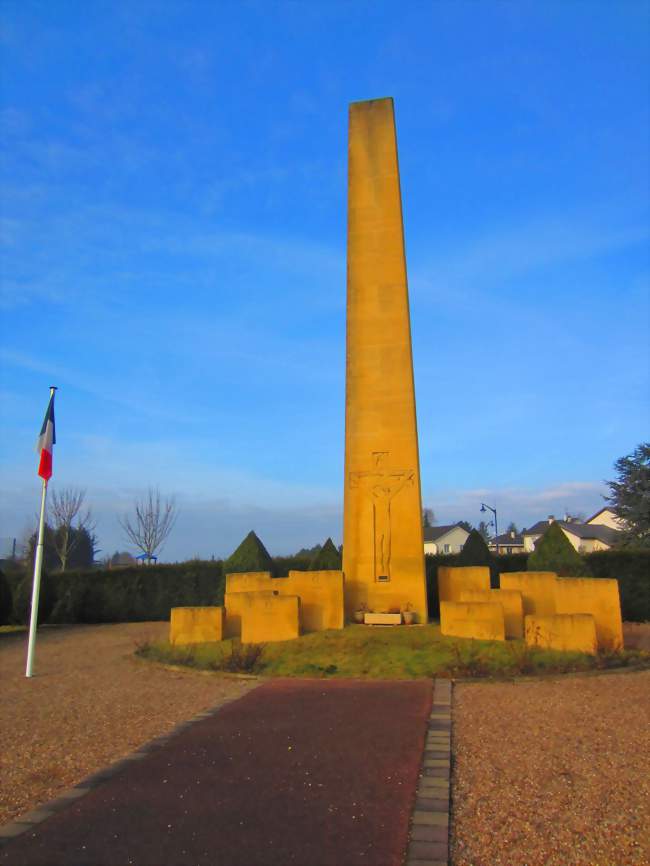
35 391 56 481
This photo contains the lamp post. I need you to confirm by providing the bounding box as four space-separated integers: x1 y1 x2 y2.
480 502 499 554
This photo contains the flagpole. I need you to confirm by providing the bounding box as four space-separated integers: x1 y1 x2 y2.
26 478 48 677
26 384 56 679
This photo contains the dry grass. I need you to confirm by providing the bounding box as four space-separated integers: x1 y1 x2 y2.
0 622 258 824
451 669 650 866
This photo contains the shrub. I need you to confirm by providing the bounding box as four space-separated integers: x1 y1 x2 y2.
48 560 224 624
0 569 13 625
12 572 57 625
458 530 493 567
425 553 461 618
273 555 311 577
585 550 650 622
223 531 275 576
310 538 342 570
528 521 589 576
214 642 265 673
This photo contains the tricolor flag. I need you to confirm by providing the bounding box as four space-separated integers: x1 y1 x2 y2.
35 391 56 480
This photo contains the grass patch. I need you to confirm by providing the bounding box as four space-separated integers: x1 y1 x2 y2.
135 624 649 679
0 624 27 638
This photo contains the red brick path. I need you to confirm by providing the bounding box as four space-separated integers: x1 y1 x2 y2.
1 678 432 866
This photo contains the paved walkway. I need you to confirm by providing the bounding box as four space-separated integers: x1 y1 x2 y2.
0 678 432 866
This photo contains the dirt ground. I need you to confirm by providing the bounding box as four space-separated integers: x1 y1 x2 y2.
451 667 650 866
0 622 257 824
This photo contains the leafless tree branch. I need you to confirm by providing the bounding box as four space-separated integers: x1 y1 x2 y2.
49 487 96 571
118 488 178 562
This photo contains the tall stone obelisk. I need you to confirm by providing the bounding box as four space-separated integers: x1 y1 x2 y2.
343 97 428 623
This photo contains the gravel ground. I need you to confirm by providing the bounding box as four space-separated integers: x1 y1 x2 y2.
0 623 257 825
451 669 650 866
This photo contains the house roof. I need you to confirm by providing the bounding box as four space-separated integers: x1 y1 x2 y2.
523 520 619 545
423 523 469 543
585 506 619 524
493 532 525 546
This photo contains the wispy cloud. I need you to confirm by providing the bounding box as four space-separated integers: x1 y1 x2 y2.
422 480 607 529
410 210 650 308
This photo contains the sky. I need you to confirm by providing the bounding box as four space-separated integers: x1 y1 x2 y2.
1 1 648 561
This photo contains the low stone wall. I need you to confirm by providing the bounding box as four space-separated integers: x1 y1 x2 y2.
440 601 505 641
525 613 597 654
460 588 524 639
170 606 224 645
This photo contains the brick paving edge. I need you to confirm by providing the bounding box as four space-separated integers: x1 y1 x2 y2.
404 678 452 866
0 692 251 848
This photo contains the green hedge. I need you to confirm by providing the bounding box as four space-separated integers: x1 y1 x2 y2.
12 572 58 625
46 560 224 624
426 550 649 621
0 569 13 625
585 550 650 622
7 548 647 627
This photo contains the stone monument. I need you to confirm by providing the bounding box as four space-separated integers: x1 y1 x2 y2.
343 97 428 623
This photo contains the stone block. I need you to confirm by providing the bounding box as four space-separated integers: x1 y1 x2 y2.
460 588 524 638
500 571 557 617
364 612 402 625
554 577 623 651
437 566 490 604
170 606 224 645
239 591 301 644
278 570 344 632
525 613 597 655
440 600 505 641
224 572 274 637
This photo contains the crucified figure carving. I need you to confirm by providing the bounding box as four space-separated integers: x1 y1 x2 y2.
350 452 414 581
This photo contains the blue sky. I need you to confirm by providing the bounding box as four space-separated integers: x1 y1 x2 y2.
1 1 648 560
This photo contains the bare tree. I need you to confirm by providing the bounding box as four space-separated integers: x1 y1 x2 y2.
422 507 436 528
118 488 178 563
49 487 96 571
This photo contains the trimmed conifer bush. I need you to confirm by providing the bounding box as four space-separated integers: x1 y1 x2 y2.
223 531 275 576
310 538 342 570
458 530 493 567
528 521 589 576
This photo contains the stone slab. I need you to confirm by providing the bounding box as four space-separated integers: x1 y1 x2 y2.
170 606 224 645
415 797 449 812
525 613 598 655
440 600 505 641
277 570 345 632
409 840 448 860
239 592 301 644
460 587 524 639
500 571 557 617
224 572 274 637
364 612 402 625
554 577 623 651
412 810 448 827
410 824 448 843
437 565 490 604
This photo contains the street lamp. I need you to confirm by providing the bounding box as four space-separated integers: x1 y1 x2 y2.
480 502 499 554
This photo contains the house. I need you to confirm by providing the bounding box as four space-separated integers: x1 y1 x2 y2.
489 530 526 555
423 523 470 555
584 507 626 532
522 515 621 554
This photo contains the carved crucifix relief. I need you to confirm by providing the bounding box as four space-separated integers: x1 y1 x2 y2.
349 452 414 581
